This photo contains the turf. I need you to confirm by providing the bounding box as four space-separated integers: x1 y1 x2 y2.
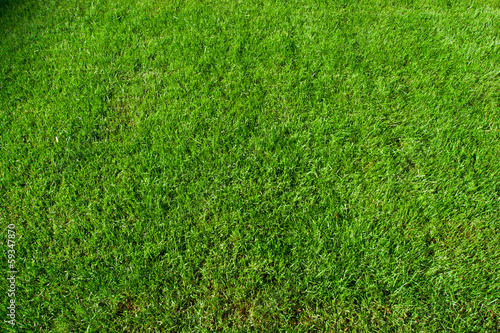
1 0 500 331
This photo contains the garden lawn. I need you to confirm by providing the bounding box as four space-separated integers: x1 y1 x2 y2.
1 0 500 331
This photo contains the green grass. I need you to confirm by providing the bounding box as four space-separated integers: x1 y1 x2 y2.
1 0 500 331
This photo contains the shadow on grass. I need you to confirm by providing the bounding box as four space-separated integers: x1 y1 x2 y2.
0 0 20 16
0 0 41 21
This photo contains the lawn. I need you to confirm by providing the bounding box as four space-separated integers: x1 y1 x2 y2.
1 0 500 331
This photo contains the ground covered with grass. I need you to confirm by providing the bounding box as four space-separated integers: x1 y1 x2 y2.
1 0 500 331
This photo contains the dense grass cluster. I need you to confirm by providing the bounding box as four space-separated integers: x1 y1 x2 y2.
1 0 500 331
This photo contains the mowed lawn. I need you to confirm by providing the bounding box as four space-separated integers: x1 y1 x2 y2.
1 0 500 331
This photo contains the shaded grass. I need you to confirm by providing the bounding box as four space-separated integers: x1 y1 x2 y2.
1 0 500 331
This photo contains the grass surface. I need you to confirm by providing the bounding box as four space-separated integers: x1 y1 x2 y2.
1 0 500 331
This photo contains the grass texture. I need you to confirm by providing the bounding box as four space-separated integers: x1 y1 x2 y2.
1 0 500 331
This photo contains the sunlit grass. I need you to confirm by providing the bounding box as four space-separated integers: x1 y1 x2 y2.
1 0 500 331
